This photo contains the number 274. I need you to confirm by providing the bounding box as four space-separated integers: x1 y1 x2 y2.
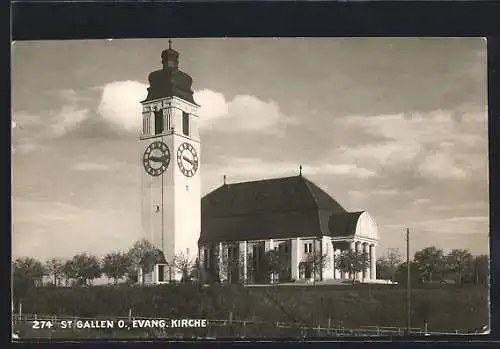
32 320 53 329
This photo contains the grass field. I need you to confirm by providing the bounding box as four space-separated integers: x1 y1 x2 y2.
13 283 489 338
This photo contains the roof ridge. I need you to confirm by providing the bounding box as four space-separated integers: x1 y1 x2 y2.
300 176 320 210
301 176 322 234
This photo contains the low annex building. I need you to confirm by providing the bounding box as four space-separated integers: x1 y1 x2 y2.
198 175 378 284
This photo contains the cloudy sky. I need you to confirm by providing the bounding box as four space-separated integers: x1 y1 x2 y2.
12 38 489 262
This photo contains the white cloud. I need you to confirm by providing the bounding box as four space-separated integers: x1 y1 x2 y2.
385 216 488 236
202 156 375 194
413 198 431 205
371 188 400 196
51 88 93 105
97 80 147 132
12 200 139 260
195 89 296 135
305 164 376 178
342 142 422 167
50 106 89 137
334 110 487 181
71 162 110 172
418 151 467 180
195 89 229 120
93 84 294 136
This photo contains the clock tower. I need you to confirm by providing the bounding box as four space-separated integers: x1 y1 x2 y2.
139 41 201 282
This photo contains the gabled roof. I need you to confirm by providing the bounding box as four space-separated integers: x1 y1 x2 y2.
200 175 363 244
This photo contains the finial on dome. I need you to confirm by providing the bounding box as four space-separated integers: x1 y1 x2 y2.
161 40 179 70
299 165 303 176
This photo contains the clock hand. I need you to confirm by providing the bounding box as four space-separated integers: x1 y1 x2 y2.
182 156 194 165
149 155 167 163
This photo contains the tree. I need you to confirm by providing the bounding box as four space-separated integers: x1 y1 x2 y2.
336 249 370 284
376 258 392 281
173 252 195 282
102 252 132 285
413 247 444 282
263 249 282 284
190 258 201 282
394 262 421 285
61 260 77 287
444 249 473 284
305 252 329 283
45 258 64 286
127 239 166 284
71 253 102 286
13 257 46 296
380 248 402 282
472 254 489 285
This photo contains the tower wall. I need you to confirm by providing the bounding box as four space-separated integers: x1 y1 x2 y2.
140 95 200 281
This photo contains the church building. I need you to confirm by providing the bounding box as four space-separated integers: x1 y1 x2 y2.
137 43 378 285
198 175 378 284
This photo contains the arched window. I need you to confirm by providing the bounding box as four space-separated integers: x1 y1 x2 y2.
299 262 306 280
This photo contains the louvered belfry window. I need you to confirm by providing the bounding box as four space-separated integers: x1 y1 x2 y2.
165 107 172 131
182 111 190 136
154 110 164 135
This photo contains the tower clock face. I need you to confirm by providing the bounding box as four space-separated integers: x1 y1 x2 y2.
143 141 170 176
176 142 199 177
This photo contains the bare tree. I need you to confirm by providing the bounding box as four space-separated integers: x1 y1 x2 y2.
336 249 370 284
263 249 282 284
45 258 64 286
377 248 402 282
215 244 242 284
173 252 195 282
305 252 330 284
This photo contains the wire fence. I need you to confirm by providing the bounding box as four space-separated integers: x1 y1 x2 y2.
12 313 478 339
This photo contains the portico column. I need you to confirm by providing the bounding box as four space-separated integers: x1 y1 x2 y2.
370 244 376 280
243 241 248 283
218 242 224 282
363 243 369 281
355 241 362 280
291 238 300 281
332 243 337 280
348 241 355 280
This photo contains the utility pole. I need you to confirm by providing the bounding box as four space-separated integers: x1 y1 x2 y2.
406 228 411 334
